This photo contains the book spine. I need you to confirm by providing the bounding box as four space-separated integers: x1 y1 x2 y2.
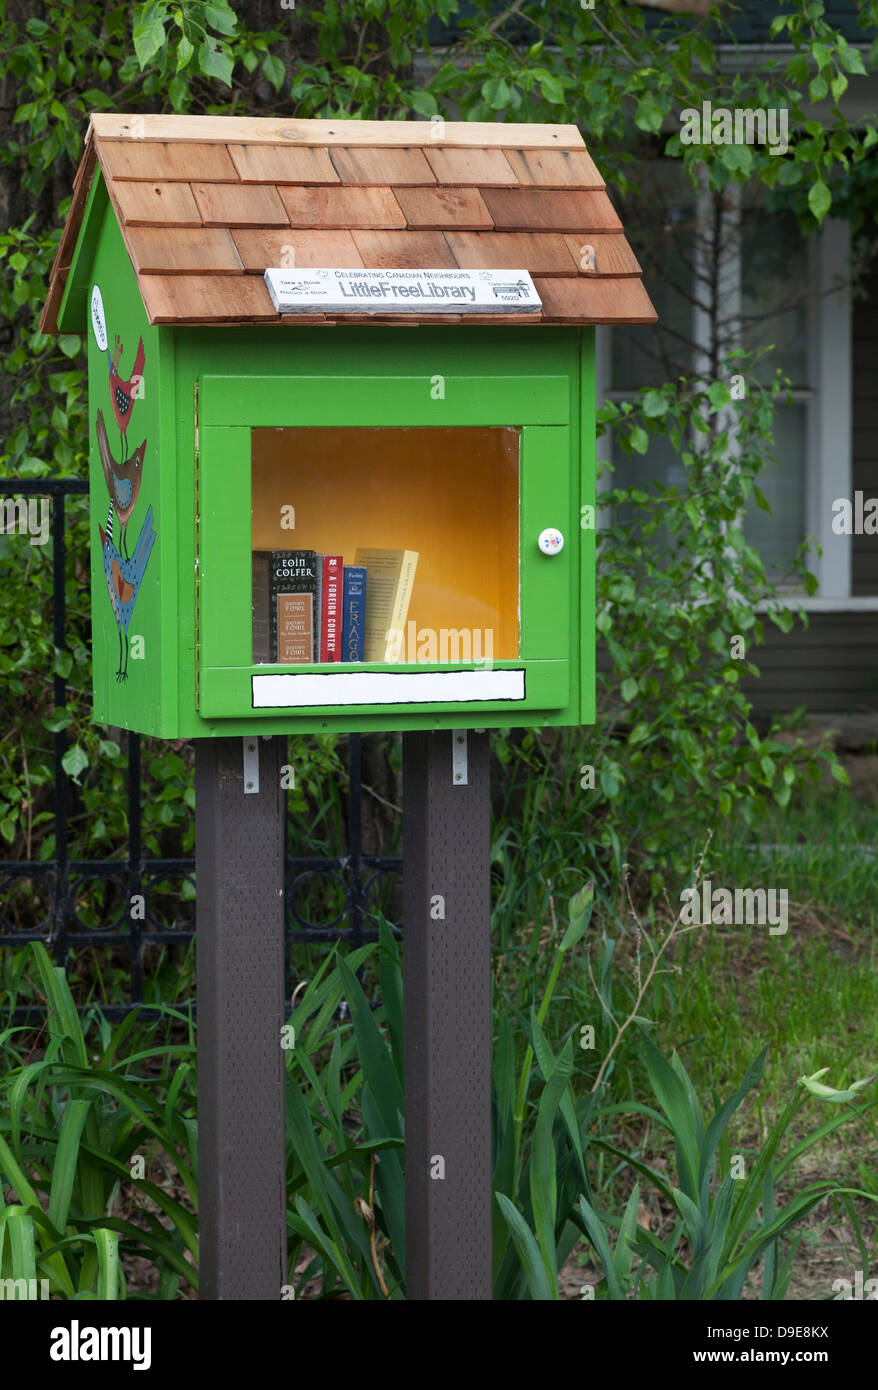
321 555 343 662
269 550 318 663
389 551 418 639
314 555 323 663
252 551 271 664
341 566 366 662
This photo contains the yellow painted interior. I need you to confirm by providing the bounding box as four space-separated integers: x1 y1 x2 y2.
251 426 520 659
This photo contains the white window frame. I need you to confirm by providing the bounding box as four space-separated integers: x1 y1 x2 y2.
596 178 853 607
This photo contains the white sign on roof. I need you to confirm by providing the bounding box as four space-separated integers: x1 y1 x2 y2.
264 267 542 315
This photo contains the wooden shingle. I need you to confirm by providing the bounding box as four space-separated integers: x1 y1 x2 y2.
423 147 517 187
502 148 604 189
125 226 244 275
351 229 455 269
392 186 494 231
232 229 364 271
445 231 579 277
98 140 238 182
40 113 657 330
111 181 202 227
191 182 289 227
278 185 406 229
480 188 623 233
329 146 436 186
227 143 339 185
139 274 278 324
534 277 657 323
562 233 642 277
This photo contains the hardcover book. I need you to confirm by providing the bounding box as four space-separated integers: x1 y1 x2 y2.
353 548 418 663
320 554 343 663
269 550 319 663
341 565 366 663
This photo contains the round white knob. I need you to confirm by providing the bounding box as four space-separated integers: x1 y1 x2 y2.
538 528 565 556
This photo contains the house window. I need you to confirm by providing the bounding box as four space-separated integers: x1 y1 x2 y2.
599 160 851 600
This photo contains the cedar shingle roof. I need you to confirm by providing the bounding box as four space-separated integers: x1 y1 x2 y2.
41 115 657 332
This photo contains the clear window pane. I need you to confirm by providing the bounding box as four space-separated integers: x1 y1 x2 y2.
742 403 807 578
251 427 520 665
740 192 809 388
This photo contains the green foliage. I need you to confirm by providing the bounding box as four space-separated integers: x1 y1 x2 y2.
582 355 840 887
579 1036 876 1300
0 944 198 1298
0 1 870 884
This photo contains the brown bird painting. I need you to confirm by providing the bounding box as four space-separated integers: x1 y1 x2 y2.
96 408 146 559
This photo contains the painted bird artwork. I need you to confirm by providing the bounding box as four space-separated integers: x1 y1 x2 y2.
107 333 145 460
96 408 146 559
99 500 156 682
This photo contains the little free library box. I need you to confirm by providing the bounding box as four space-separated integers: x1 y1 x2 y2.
42 115 656 740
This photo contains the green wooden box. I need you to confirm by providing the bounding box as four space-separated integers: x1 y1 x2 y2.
42 115 658 739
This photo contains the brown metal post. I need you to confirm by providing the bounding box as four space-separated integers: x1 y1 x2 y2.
195 735 287 1300
403 729 493 1300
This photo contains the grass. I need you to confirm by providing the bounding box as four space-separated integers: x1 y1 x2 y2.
1 753 876 1298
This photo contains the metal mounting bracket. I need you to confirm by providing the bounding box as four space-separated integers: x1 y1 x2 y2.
243 737 259 794
452 730 468 786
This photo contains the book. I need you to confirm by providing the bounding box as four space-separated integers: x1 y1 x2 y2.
252 550 271 663
269 550 319 663
314 555 323 663
320 554 343 663
353 548 418 663
340 565 366 663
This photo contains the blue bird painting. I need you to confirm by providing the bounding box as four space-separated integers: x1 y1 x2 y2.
99 501 156 682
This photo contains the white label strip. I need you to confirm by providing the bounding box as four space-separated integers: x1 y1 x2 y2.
252 668 526 709
264 267 542 315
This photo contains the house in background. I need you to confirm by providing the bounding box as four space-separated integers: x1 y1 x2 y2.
430 0 878 717
608 0 878 719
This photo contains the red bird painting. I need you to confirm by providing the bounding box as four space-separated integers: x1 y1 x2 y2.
108 333 145 459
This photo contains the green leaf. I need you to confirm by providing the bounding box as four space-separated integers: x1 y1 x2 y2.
48 1099 92 1232
133 6 167 67
43 708 73 732
830 73 848 104
496 1193 554 1300
629 425 649 455
198 37 233 86
577 1196 624 1299
61 745 88 782
642 389 668 419
482 76 511 110
94 1228 122 1300
204 1 238 35
530 1037 572 1290
58 335 81 358
634 93 664 135
838 46 867 76
176 35 194 70
262 53 285 94
407 89 439 117
786 55 809 85
538 74 565 105
561 881 594 952
621 677 639 703
808 180 832 224
53 648 73 678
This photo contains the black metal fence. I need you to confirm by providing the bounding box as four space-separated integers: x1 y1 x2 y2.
0 478 402 1021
